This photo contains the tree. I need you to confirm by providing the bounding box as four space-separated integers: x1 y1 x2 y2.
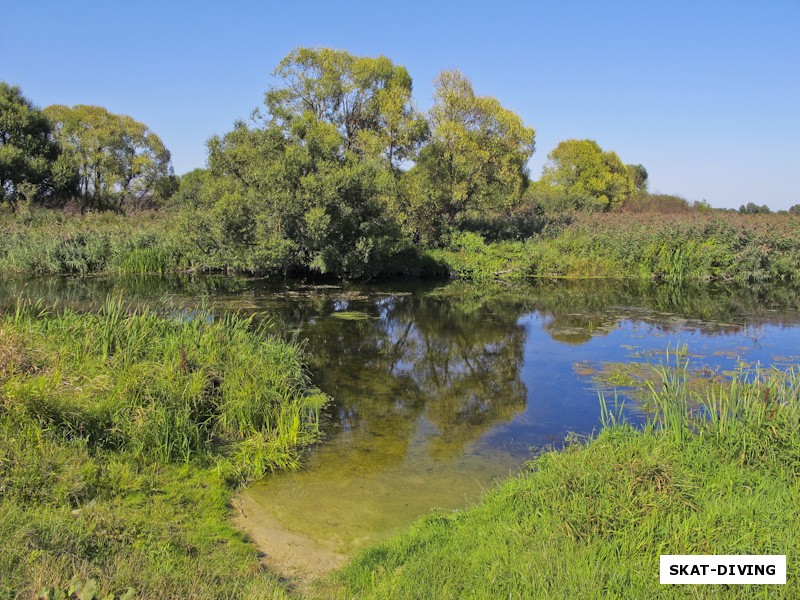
788 204 800 215
265 47 428 173
182 49 424 276
0 82 76 205
45 104 173 211
738 202 771 214
626 163 648 193
407 70 536 243
189 114 403 276
540 139 640 211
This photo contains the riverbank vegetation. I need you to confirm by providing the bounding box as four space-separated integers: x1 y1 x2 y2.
3 45 800 598
436 210 800 284
0 298 326 598
2 288 799 597
4 50 798 283
3 207 798 287
333 357 800 599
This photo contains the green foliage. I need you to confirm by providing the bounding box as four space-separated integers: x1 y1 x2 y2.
266 47 428 171
540 139 639 211
739 201 772 214
0 210 187 275
429 232 533 281
3 48 797 283
38 579 135 600
0 82 77 205
192 123 401 276
335 358 800 599
626 163 648 193
523 212 800 284
44 105 173 212
176 53 537 273
405 70 535 243
2 205 799 286
2 297 327 472
176 48 429 277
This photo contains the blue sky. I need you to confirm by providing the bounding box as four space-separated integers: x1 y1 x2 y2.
2 1 798 209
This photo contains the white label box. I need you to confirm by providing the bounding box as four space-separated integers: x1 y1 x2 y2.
660 555 786 584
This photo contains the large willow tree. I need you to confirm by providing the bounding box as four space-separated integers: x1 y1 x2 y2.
404 70 536 244
188 47 428 276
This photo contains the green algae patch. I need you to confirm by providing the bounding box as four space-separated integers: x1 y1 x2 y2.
329 311 374 321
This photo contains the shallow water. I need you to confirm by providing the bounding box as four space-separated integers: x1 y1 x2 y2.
239 280 800 560
3 276 800 565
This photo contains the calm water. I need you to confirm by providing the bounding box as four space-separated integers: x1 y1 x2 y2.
3 276 800 556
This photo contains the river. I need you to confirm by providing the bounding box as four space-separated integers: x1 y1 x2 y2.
3 275 799 577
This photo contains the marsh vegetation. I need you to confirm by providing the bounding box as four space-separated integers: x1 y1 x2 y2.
0 296 325 598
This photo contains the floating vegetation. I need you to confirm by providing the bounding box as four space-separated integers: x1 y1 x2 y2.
329 310 373 321
772 354 800 365
594 361 653 389
572 361 596 377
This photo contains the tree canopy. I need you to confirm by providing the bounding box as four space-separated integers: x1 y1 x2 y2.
540 139 642 211
187 48 420 276
179 49 540 275
0 82 76 204
405 70 536 242
738 202 771 214
45 104 173 210
265 47 428 172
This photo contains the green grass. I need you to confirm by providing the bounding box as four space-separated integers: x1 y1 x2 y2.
0 210 187 276
0 297 327 598
331 354 800 599
523 212 800 284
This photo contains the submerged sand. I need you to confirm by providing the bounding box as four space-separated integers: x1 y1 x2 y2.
231 489 348 583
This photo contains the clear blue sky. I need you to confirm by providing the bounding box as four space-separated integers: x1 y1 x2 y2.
2 1 798 209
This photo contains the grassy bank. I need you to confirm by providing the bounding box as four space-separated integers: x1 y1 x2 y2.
0 210 187 276
333 356 800 598
0 298 327 598
2 209 799 285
